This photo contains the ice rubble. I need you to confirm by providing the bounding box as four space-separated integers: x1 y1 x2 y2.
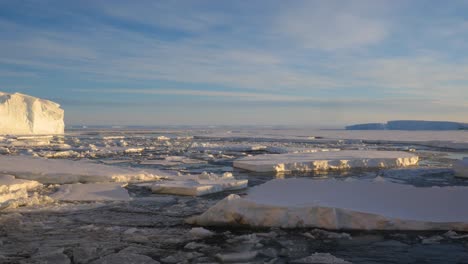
454 157 468 178
52 183 131 201
0 92 64 135
137 172 248 196
0 155 166 184
0 175 41 203
233 150 418 172
187 178 468 231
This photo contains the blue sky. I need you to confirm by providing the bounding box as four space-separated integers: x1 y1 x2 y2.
0 0 467 126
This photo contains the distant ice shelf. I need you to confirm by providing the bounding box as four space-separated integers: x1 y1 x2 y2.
187 178 468 231
233 150 418 172
346 120 468 131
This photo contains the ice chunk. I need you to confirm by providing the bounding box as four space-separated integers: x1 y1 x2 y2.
0 155 166 184
233 150 418 172
292 253 352 264
52 183 131 201
138 173 247 196
454 157 468 178
0 92 64 135
187 178 468 231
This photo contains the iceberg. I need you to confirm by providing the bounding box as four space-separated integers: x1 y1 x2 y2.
52 183 131 201
233 150 418 172
346 120 468 131
454 157 468 178
187 178 468 231
0 92 64 135
0 155 167 184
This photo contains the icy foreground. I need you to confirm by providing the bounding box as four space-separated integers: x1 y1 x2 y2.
233 150 418 172
188 178 468 231
0 92 64 135
0 155 166 184
454 157 468 178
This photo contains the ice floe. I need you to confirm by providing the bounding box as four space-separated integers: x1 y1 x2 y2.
234 150 418 172
137 172 248 196
0 155 166 184
454 157 468 178
188 178 468 231
52 183 131 201
0 92 64 135
0 175 41 204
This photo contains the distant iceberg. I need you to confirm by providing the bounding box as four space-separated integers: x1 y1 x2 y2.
0 92 64 135
346 120 468 131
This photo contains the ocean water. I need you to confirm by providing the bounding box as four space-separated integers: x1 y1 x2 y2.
1 127 468 263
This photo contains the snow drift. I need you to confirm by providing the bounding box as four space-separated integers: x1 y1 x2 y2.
187 178 468 231
0 92 64 135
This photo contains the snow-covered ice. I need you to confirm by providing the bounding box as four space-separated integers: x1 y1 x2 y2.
137 172 248 196
188 178 468 231
233 150 418 172
0 155 166 184
0 175 41 203
52 183 131 201
454 157 468 178
0 92 64 135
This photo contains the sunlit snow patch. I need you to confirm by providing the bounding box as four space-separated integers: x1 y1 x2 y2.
454 157 468 178
188 178 468 231
233 150 418 172
0 155 167 184
52 183 131 201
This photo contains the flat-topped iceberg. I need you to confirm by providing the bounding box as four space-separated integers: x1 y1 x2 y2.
0 155 167 184
454 158 468 178
0 92 64 135
187 178 468 231
233 150 418 172
346 120 468 131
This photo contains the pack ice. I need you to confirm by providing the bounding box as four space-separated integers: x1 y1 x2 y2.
0 92 64 135
0 155 166 184
233 150 418 172
188 178 468 231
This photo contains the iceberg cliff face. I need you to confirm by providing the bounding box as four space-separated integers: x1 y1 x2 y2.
0 92 64 135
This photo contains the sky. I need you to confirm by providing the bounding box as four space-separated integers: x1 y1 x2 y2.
0 0 467 127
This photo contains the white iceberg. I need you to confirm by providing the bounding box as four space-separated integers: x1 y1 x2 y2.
0 92 64 135
233 150 418 172
52 183 131 201
454 157 468 178
187 178 468 231
0 155 167 184
137 172 248 196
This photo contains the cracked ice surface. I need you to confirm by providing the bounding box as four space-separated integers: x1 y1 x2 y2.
234 150 419 172
188 178 468 230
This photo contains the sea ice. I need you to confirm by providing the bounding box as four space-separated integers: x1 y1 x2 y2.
454 158 468 178
187 178 468 231
137 172 248 196
0 92 64 135
233 150 418 172
0 155 167 184
52 183 131 201
0 175 41 203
